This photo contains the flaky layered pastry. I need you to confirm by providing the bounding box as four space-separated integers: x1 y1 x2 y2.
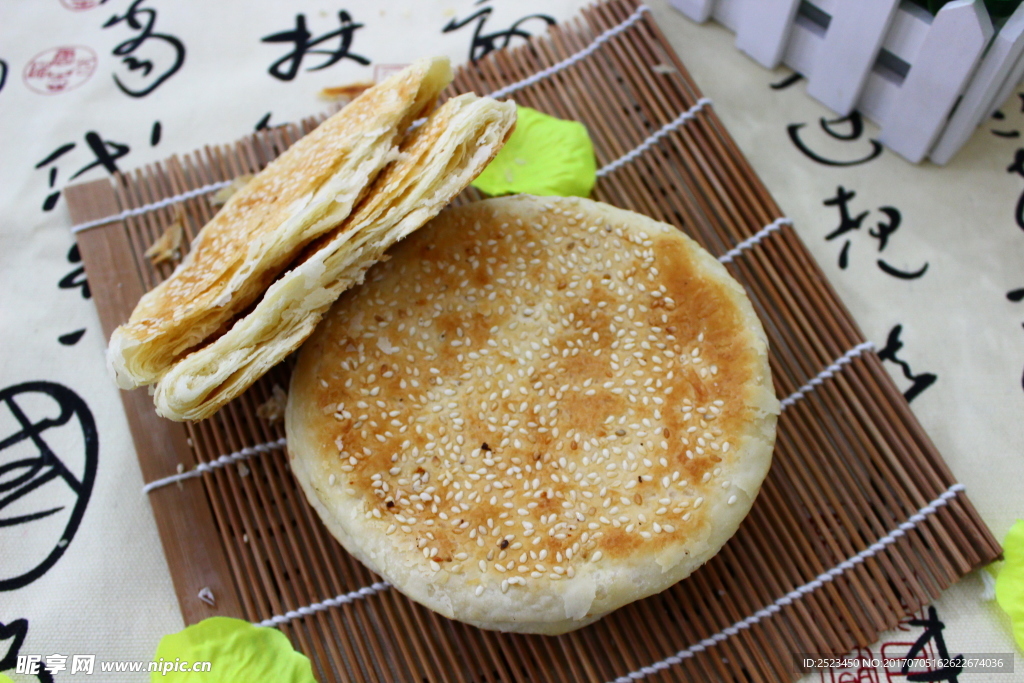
286 195 779 635
107 56 453 390
154 94 516 420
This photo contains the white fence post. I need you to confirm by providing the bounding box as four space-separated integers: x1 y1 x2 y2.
668 0 716 23
805 0 902 116
857 4 933 130
930 3 1024 164
669 0 1018 163
879 0 993 163
712 0 744 32
987 30 1024 124
735 0 802 68
782 3 827 78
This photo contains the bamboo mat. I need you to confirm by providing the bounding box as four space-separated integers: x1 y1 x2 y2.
64 1 1001 680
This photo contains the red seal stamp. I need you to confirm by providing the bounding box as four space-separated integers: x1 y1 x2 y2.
59 0 101 10
23 46 98 95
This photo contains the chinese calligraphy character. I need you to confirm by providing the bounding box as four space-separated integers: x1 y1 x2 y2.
103 0 186 97
34 121 161 212
788 112 884 166
35 143 79 212
0 59 8 94
823 185 868 268
989 109 1019 138
58 244 90 346
262 11 369 82
35 135 127 212
0 382 98 592
990 93 1024 138
1009 287 1024 392
65 133 129 178
769 71 802 90
443 3 555 63
822 186 928 278
0 621 28 674
59 244 90 299
877 325 937 403
1004 148 1024 231
902 607 963 681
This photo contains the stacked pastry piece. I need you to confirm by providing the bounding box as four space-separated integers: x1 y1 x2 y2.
107 57 517 421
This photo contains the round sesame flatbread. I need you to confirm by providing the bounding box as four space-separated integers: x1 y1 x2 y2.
286 195 779 634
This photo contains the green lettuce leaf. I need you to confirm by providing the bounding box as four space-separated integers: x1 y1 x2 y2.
996 520 1024 651
471 106 596 198
151 617 315 682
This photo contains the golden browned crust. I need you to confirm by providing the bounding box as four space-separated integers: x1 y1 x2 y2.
107 56 453 390
287 196 778 634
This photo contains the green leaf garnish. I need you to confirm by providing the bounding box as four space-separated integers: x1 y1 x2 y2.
996 520 1024 652
151 617 315 682
471 105 596 198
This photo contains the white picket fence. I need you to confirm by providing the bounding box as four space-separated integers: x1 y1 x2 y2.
670 0 1024 164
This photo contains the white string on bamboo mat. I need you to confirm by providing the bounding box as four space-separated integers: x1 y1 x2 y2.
596 97 713 179
607 482 967 683
253 482 966 642
68 6 653 235
255 582 393 628
488 4 651 101
717 217 791 264
141 437 287 494
780 341 876 410
69 180 232 234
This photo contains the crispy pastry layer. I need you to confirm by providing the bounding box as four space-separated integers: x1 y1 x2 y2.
108 56 453 389
154 94 516 420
